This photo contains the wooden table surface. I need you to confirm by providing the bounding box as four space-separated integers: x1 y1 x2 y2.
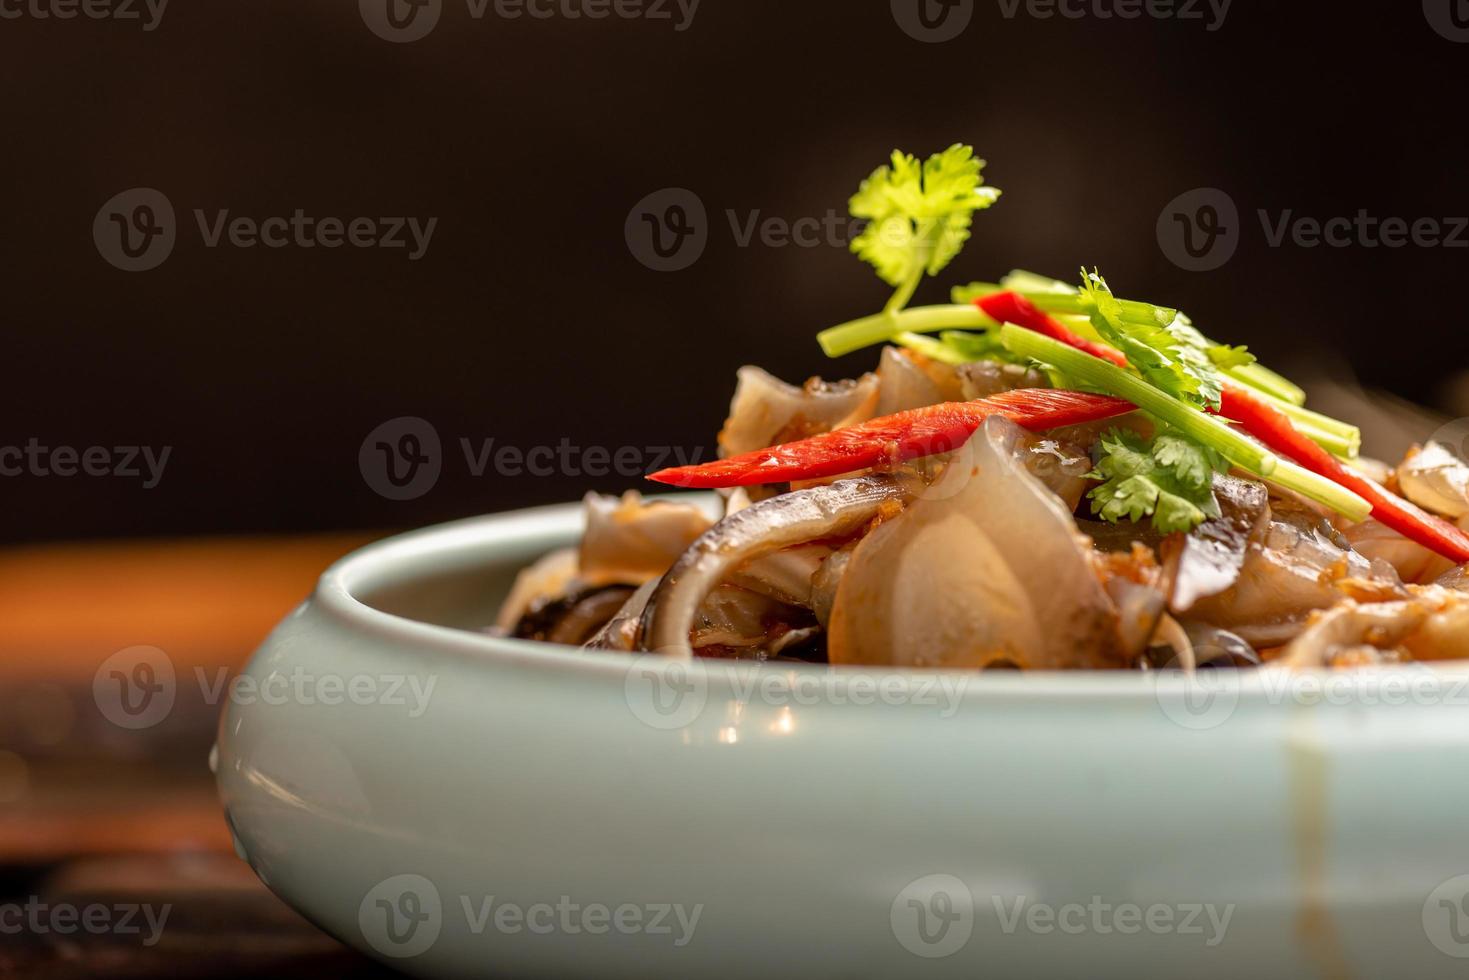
0 534 405 978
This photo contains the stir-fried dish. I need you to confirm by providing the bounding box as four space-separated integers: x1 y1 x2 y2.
497 145 1469 669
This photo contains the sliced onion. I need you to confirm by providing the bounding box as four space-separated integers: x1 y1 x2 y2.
828 506 1042 668
827 416 1124 669
640 475 912 658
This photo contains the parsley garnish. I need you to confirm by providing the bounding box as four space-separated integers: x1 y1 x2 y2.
849 145 1001 314
1087 428 1228 533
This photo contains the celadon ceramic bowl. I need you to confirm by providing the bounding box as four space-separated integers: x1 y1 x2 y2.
216 498 1469 979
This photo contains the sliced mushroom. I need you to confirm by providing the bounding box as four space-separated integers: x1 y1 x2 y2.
1016 431 1094 512
726 542 833 607
1147 615 1197 672
809 542 859 629
1344 518 1457 585
1163 475 1269 613
583 579 659 652
1438 565 1469 593
690 585 815 656
1398 442 1469 519
579 491 712 587
640 475 914 658
511 585 637 646
957 360 1049 400
1187 500 1405 645
1276 586 1469 667
494 547 580 632
827 416 1126 670
717 366 880 459
1183 623 1261 668
1096 546 1169 657
874 347 950 416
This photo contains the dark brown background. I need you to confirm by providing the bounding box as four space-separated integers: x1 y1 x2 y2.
3 0 1466 546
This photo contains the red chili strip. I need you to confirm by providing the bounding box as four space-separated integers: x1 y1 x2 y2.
647 389 1135 489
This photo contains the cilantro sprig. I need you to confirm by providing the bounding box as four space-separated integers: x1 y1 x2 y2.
1079 269 1232 411
1088 428 1227 533
849 144 1001 314
809 145 1372 526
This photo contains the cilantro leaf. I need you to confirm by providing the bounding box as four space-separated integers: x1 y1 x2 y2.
1087 428 1226 534
849 145 1001 305
1079 269 1228 411
1206 343 1257 371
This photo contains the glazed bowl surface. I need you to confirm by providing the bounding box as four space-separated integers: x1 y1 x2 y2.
215 498 1469 979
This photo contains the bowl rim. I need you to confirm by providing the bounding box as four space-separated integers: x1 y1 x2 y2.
310 498 1469 703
